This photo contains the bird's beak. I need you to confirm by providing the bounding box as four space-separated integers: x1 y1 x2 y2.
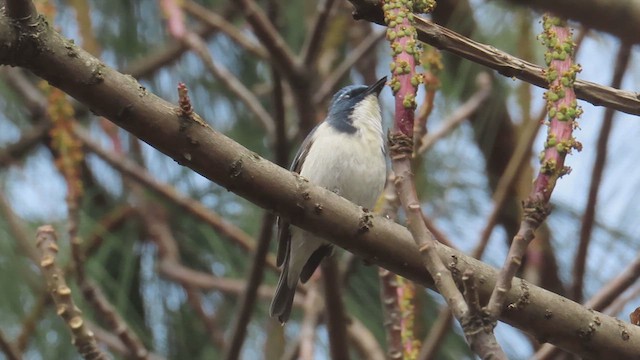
365 76 387 97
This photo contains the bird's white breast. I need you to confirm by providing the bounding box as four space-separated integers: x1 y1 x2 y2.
300 95 386 209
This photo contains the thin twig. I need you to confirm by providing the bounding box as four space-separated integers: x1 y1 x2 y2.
299 284 321 360
84 205 136 256
232 0 323 145
180 31 276 137
421 213 455 249
0 121 51 166
235 0 303 85
313 30 385 105
184 287 225 349
267 0 289 167
183 0 269 60
124 21 228 79
16 294 48 352
73 126 282 274
347 318 385 360
417 72 492 154
0 330 21 360
224 213 275 360
417 307 452 360
0 192 40 265
35 225 109 360
80 280 150 359
160 6 274 135
159 256 293 302
585 253 640 311
321 256 351 360
300 0 338 66
571 43 632 302
89 322 165 360
606 284 640 317
136 198 299 302
471 109 544 259
391 133 506 359
271 67 288 166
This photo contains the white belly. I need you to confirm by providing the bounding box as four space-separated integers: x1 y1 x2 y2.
300 123 386 209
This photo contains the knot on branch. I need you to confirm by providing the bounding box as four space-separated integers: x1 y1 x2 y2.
388 131 413 159
522 197 550 226
459 310 496 336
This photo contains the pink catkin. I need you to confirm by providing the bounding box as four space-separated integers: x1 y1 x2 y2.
531 23 580 203
385 5 419 137
395 51 416 136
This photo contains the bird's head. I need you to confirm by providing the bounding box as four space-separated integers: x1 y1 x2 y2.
326 77 387 134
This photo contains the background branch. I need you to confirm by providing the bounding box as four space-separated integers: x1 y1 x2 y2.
571 43 632 302
223 213 275 360
0 330 21 360
35 226 109 360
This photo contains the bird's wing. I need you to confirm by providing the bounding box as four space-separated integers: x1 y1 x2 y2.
276 126 318 266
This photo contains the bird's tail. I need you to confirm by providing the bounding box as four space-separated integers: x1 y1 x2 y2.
270 265 296 324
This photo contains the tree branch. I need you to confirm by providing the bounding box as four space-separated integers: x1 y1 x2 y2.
179 31 276 137
224 213 275 360
80 280 150 359
35 226 109 360
300 0 338 66
416 72 492 154
571 43 631 302
413 16 640 117
234 0 302 85
183 0 269 60
71 126 283 274
321 256 351 360
122 3 237 79
313 29 385 105
417 307 452 360
0 330 20 360
472 109 544 259
0 120 51 167
346 1 640 117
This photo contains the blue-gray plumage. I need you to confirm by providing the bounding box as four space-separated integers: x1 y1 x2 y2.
270 77 388 323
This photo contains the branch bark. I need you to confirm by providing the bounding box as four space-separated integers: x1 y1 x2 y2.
2 14 640 358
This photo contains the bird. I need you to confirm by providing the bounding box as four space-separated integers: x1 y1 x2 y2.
270 77 388 323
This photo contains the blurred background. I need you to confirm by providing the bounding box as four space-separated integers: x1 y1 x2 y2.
0 0 639 359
